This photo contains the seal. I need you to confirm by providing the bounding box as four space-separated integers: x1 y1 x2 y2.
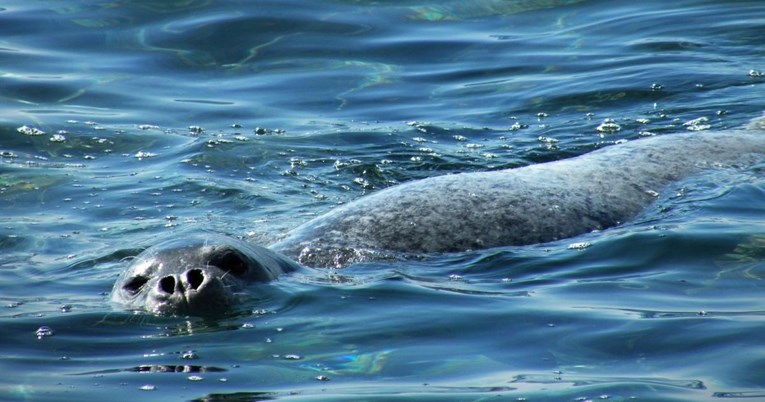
271 124 765 267
113 118 765 315
110 233 300 316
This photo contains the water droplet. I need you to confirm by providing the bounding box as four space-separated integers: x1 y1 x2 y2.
596 119 621 133
567 242 591 250
17 125 45 136
49 134 66 142
683 116 711 131
181 351 199 360
509 121 528 130
537 136 558 144
36 326 54 339
134 151 157 159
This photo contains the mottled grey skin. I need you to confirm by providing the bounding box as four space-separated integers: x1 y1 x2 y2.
271 127 765 267
111 233 300 316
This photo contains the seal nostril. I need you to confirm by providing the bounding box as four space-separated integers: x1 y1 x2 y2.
187 269 204 290
159 276 176 294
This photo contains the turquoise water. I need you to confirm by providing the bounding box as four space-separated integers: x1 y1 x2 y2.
2 0 765 400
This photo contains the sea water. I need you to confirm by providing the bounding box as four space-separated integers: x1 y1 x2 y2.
2 1 765 401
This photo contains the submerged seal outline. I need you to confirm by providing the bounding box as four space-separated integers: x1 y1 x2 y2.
112 118 765 316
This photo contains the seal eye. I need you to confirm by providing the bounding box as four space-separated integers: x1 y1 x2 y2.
208 249 249 277
123 275 150 295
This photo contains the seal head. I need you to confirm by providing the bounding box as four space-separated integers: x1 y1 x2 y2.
111 233 300 316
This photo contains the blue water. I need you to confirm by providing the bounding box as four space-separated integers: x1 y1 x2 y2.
2 0 765 400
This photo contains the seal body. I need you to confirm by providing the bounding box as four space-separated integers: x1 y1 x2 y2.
271 129 765 267
113 124 765 315
111 233 300 316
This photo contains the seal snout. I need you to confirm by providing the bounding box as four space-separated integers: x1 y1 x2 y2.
158 268 206 295
151 267 234 316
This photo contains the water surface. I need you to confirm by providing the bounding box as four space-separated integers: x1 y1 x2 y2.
2 1 765 401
